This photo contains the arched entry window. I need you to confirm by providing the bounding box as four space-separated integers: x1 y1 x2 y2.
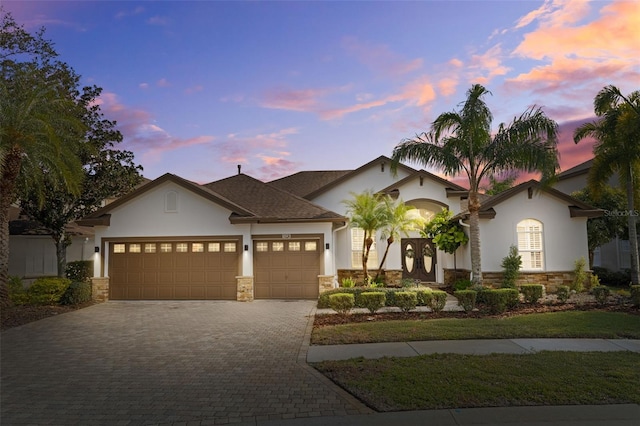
517 219 544 270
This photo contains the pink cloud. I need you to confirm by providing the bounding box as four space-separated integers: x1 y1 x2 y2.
255 156 299 181
157 78 170 88
95 92 214 166
467 44 511 85
185 85 204 94
261 87 326 112
341 36 423 77
211 128 300 179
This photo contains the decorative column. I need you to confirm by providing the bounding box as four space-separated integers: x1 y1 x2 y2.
318 275 335 294
236 276 254 302
91 277 109 302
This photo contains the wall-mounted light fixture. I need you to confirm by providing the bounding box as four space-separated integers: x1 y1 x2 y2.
325 243 330 250
244 244 249 251
94 246 100 253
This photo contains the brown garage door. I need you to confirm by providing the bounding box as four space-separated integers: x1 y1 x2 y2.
109 240 240 300
254 239 320 299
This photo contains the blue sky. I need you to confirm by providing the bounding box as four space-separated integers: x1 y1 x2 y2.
4 0 640 184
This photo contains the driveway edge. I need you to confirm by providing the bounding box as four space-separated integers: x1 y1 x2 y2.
297 304 373 415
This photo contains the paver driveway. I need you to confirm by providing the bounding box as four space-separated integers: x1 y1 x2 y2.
1 300 369 425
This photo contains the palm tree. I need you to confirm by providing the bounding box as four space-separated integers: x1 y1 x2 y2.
574 85 640 285
0 13 85 306
375 198 423 281
392 84 559 285
343 190 389 285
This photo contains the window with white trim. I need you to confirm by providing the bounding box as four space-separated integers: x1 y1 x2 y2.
517 219 544 270
351 227 377 269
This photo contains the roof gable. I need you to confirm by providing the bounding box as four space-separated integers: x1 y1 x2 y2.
378 169 468 196
478 180 602 218
80 173 254 226
299 156 418 200
557 159 593 181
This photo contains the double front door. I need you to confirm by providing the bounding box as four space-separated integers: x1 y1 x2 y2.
401 238 436 282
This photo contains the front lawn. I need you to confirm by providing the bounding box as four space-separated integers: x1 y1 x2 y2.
312 311 640 345
313 351 640 411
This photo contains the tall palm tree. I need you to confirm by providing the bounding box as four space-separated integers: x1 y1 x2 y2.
574 85 640 285
1 13 85 306
392 84 559 285
343 190 389 285
375 198 423 281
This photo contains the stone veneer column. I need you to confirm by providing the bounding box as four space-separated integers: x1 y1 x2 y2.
91 277 109 302
236 276 254 302
318 275 335 294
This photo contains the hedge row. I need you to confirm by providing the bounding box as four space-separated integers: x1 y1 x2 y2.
319 287 447 311
9 276 92 306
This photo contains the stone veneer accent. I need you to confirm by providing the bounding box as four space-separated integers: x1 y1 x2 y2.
444 268 591 293
236 276 254 302
91 277 110 302
337 269 403 287
318 275 335 294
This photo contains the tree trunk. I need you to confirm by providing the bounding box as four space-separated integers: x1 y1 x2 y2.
362 235 372 285
54 233 69 278
0 147 23 307
626 166 640 285
468 191 483 285
376 237 393 280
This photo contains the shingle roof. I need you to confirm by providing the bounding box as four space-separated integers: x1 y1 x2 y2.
204 174 345 223
268 170 352 198
557 159 593 180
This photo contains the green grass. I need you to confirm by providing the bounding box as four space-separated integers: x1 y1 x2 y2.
312 311 640 345
313 351 640 411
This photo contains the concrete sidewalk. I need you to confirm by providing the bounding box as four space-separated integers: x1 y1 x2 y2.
243 404 640 425
307 338 640 362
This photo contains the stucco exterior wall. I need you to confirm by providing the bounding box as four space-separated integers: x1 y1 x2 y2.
479 190 589 272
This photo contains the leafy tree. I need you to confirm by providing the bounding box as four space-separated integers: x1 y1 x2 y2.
574 85 640 285
422 209 468 272
343 190 389 285
571 187 628 268
19 84 143 277
392 84 559 285
500 245 522 289
375 198 423 281
1 11 86 306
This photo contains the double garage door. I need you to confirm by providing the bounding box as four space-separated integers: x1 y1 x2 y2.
109 240 240 300
108 237 320 300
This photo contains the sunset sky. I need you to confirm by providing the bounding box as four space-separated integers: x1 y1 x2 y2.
3 0 640 185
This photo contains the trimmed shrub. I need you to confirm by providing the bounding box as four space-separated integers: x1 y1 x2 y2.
65 260 93 283
8 276 28 305
415 289 433 307
501 245 522 288
556 285 571 304
430 290 448 312
329 293 354 315
60 281 92 305
395 292 418 312
26 277 71 305
588 274 600 291
482 288 519 314
454 290 477 312
571 257 587 292
519 284 544 304
454 279 473 291
592 267 632 287
360 292 386 314
592 286 611 306
630 285 640 307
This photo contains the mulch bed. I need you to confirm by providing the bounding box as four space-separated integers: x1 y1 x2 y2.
1 302 96 331
314 302 639 327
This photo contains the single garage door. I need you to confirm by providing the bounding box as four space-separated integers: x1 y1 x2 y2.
254 239 320 299
109 240 240 300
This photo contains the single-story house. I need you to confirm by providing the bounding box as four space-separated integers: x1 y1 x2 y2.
76 155 599 301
